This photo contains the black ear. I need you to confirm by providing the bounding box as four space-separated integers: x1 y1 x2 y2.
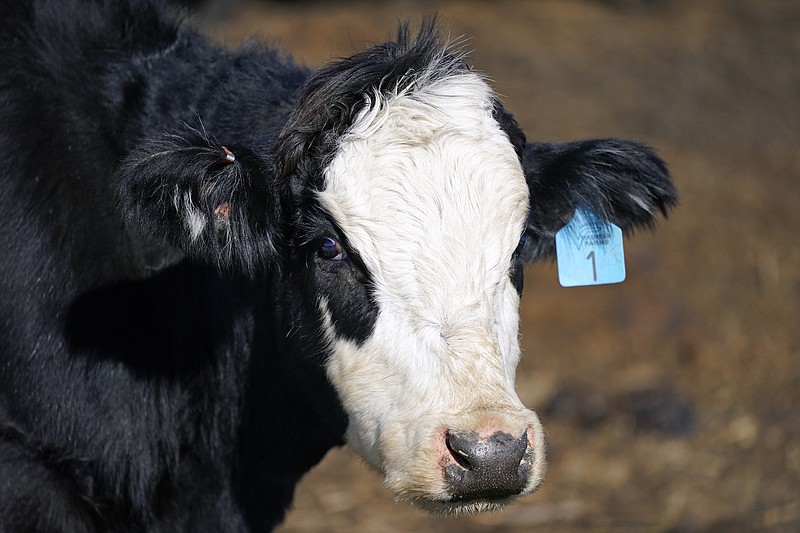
115 126 281 277
521 139 677 263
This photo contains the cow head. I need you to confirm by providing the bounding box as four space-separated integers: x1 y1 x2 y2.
116 21 676 515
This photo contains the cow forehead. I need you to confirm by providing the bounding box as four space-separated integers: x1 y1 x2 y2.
318 73 529 300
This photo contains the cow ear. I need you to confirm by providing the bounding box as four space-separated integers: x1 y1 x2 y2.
115 126 281 277
520 139 677 263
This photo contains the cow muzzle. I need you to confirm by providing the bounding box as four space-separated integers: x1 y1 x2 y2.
384 412 546 515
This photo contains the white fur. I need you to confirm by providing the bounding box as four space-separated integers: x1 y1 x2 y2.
175 188 206 241
318 71 545 510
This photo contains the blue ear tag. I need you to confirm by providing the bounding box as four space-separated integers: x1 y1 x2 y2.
555 207 625 287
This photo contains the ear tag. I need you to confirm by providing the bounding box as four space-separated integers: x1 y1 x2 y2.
555 206 625 287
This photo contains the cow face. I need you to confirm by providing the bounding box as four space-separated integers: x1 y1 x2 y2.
273 28 675 508
302 72 545 512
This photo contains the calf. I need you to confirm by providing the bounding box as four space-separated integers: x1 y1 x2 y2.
0 0 677 531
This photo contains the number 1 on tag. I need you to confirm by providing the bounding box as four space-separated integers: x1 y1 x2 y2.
586 250 597 282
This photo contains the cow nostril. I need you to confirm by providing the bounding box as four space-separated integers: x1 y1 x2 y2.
445 430 473 470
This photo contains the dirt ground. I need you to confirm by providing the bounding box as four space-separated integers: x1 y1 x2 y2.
201 1 800 530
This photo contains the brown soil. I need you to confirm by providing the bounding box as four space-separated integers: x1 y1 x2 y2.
203 1 800 530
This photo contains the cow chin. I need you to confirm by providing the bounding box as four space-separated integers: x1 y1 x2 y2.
411 494 521 516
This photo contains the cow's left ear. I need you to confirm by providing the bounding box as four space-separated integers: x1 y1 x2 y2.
519 139 677 263
115 126 282 277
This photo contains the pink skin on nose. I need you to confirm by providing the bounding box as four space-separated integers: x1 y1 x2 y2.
433 421 536 469
526 426 537 448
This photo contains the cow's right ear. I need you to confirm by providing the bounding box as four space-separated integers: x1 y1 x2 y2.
115 127 281 277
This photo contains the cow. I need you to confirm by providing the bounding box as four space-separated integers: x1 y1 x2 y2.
0 0 677 531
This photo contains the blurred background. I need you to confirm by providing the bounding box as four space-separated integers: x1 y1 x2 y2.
196 0 799 530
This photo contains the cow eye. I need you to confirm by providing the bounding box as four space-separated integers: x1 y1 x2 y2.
318 237 347 261
514 232 529 257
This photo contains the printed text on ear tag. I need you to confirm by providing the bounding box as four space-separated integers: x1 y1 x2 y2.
555 207 625 287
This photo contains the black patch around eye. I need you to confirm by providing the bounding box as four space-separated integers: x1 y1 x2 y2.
510 232 530 295
510 260 524 295
304 236 379 346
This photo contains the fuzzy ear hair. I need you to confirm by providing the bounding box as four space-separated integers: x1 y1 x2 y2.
520 138 678 264
115 127 281 277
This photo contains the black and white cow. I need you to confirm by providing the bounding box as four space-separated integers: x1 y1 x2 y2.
0 0 677 531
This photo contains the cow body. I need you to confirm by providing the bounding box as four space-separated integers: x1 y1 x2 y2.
0 1 676 531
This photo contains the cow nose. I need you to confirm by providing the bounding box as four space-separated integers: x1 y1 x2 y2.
444 429 530 500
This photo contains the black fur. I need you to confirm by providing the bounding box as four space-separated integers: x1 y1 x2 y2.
115 126 281 276
521 139 677 262
275 17 466 183
0 1 675 531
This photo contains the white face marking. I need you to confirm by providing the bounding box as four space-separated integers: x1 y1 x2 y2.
317 72 545 510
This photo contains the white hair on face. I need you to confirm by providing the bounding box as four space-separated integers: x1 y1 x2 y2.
317 69 545 508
